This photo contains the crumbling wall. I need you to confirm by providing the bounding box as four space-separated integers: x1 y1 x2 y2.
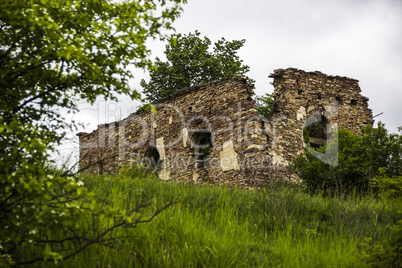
77 77 273 187
77 68 374 187
269 68 374 165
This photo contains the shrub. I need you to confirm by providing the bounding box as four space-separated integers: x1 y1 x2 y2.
290 123 402 194
372 169 402 198
362 220 402 267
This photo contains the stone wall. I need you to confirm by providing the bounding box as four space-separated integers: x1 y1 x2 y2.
78 77 272 187
77 68 374 187
268 68 374 166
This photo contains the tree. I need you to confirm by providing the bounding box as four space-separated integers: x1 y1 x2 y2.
0 0 185 265
141 31 254 102
290 123 402 194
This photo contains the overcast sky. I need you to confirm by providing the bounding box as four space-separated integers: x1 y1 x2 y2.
58 0 402 166
170 0 402 131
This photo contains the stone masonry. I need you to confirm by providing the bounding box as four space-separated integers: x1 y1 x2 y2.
268 68 374 168
77 68 374 187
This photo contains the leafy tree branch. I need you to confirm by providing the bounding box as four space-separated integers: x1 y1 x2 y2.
0 0 186 265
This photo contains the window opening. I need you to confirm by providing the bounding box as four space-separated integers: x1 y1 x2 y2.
191 131 212 169
303 115 330 149
144 146 161 171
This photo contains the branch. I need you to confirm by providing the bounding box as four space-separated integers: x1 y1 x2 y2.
15 87 54 113
16 200 177 266
0 40 18 66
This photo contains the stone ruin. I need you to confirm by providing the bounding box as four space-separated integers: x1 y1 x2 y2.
77 68 374 187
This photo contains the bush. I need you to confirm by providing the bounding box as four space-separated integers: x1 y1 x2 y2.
362 220 402 267
372 169 402 198
290 123 402 194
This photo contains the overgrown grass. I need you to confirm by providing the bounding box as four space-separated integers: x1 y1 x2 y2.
36 167 401 267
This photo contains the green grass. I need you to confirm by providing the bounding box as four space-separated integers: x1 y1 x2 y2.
38 168 401 267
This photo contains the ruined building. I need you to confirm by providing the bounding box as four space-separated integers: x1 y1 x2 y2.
77 68 374 187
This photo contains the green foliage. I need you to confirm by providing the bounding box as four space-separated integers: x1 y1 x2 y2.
0 0 185 265
33 171 401 267
141 31 255 102
362 220 402 267
372 169 402 198
255 93 274 118
290 123 402 194
0 164 176 266
1 0 184 117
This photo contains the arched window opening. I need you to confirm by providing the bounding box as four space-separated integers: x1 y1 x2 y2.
303 115 330 149
191 131 212 169
144 146 161 170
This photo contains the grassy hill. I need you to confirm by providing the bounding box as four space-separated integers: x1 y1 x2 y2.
33 167 401 267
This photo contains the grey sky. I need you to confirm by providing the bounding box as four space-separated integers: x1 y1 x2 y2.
168 0 402 132
58 0 402 165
